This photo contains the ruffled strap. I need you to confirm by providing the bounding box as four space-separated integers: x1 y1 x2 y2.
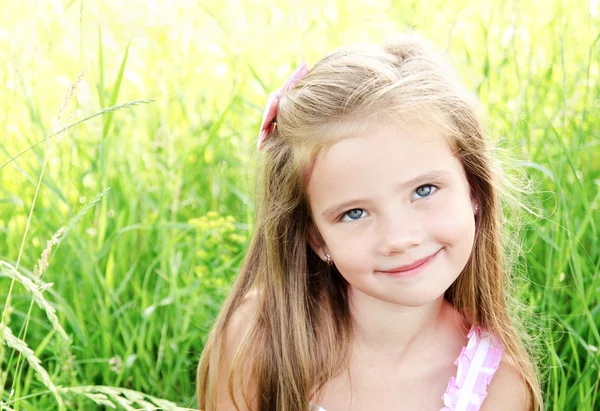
440 326 504 411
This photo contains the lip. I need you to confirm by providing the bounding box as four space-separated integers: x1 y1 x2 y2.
378 249 441 277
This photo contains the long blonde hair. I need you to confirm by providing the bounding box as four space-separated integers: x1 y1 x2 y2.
197 31 542 410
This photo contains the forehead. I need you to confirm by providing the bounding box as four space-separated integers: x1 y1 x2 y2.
306 123 462 202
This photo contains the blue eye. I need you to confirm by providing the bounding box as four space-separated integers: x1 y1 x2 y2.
413 184 437 200
340 208 367 222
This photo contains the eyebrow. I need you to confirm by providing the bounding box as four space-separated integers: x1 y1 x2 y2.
321 170 450 219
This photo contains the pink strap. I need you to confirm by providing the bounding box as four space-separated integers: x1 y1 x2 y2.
440 326 504 411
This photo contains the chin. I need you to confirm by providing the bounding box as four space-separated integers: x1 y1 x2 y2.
396 292 445 308
374 287 446 307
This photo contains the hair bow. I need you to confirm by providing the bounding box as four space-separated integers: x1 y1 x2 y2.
257 62 310 151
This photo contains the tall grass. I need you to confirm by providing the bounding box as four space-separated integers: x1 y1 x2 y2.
0 0 598 409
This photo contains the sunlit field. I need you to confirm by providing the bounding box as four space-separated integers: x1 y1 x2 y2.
0 0 598 409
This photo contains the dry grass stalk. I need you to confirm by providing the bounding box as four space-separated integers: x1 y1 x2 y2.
55 67 86 130
60 386 195 411
0 262 69 341
0 324 64 408
33 227 65 279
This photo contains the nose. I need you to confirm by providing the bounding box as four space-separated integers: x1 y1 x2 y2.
378 208 424 256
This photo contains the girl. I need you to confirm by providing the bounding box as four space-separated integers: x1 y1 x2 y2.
197 32 542 411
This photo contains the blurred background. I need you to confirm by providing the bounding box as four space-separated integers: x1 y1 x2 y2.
0 0 598 409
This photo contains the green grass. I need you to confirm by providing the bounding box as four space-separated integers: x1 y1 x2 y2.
0 0 598 409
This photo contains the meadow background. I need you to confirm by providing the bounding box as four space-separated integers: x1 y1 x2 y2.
0 0 598 409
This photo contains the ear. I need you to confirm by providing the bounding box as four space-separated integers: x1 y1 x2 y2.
469 187 479 215
471 197 479 215
307 220 328 262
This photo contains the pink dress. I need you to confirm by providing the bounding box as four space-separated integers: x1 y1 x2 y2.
311 326 504 411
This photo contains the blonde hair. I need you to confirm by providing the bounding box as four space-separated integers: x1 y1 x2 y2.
197 31 543 410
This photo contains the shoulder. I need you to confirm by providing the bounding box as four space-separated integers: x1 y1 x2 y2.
481 355 530 411
217 288 262 410
222 287 261 370
225 288 261 344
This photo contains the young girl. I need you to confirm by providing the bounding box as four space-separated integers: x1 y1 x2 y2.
197 32 542 411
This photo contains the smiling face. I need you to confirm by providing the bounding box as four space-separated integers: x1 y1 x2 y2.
306 122 477 307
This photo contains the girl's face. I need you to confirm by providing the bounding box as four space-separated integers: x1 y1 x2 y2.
306 123 477 307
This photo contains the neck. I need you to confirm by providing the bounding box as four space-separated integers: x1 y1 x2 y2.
348 288 448 364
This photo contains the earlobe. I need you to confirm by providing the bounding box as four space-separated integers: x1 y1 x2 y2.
307 221 328 262
471 196 479 216
324 252 333 266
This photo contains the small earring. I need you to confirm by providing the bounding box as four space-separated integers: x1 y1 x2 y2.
325 252 333 266
474 203 479 212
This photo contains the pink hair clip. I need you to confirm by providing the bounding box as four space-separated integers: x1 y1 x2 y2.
257 62 310 151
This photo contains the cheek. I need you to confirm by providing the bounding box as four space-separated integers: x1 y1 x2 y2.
428 196 475 246
326 233 372 271
331 236 368 260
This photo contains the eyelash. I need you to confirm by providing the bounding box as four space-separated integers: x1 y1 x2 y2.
337 184 439 222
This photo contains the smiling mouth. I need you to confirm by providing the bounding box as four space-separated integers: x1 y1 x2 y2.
378 249 441 274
